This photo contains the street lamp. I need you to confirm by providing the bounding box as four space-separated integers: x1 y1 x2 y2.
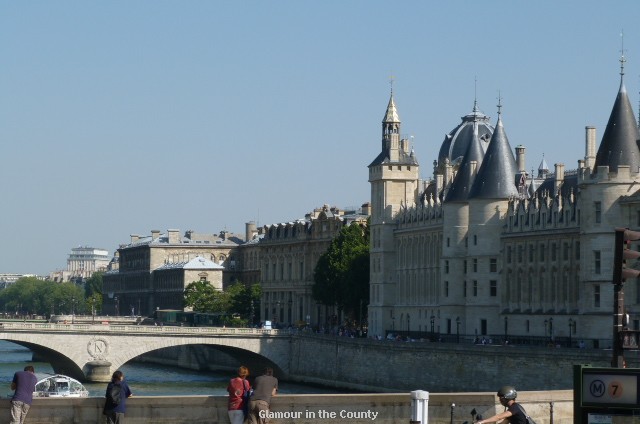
549 317 554 341
568 318 576 347
430 315 435 341
544 319 548 341
504 316 508 343
114 296 119 316
71 297 76 324
407 314 410 338
90 297 96 323
456 317 461 343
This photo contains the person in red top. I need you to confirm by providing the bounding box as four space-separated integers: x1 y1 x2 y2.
227 366 251 424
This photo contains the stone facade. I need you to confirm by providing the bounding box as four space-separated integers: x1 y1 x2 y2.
257 204 368 327
103 229 240 315
368 68 640 347
49 246 110 283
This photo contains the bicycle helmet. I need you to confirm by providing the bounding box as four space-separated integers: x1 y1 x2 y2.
497 385 517 400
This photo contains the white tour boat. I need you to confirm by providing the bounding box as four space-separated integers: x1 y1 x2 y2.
33 374 89 398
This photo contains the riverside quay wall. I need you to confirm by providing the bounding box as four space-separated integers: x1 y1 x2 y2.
0 391 573 424
138 334 639 393
286 335 639 392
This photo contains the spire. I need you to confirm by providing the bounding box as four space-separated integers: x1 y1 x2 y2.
468 103 519 199
619 30 626 87
473 76 479 113
594 52 640 174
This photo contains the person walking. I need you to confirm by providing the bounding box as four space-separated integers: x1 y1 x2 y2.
9 365 38 424
227 366 251 424
103 370 133 424
247 367 278 424
477 386 527 424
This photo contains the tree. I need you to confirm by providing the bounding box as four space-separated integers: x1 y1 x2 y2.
226 282 262 325
183 280 229 313
84 272 104 298
312 221 370 322
0 277 85 317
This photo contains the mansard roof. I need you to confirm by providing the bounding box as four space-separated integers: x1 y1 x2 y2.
438 102 493 168
468 115 519 199
594 79 640 173
445 122 485 202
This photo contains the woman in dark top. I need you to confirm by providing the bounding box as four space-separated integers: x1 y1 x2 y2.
103 370 133 424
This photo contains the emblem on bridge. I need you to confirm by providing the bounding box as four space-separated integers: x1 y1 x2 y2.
87 337 109 360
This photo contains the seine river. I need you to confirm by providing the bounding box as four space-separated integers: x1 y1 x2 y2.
0 340 344 397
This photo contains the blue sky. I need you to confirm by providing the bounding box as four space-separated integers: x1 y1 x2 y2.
2 1 640 275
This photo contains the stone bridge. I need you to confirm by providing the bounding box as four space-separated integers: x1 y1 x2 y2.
0 322 290 382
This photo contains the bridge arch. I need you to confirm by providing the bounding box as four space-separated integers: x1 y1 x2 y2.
0 324 291 382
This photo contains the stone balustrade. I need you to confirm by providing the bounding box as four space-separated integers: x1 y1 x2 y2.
0 392 572 424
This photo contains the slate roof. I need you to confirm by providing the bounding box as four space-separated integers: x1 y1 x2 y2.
445 121 485 202
438 102 493 167
594 76 640 173
468 114 519 199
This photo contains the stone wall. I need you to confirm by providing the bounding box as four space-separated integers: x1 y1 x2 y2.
287 335 639 392
0 392 573 424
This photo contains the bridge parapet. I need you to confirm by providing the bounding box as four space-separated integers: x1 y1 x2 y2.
0 323 291 382
0 322 286 336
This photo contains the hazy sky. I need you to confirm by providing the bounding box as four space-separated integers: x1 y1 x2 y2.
2 1 639 275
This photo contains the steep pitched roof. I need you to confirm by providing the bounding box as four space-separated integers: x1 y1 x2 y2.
445 122 485 202
383 95 400 123
594 79 640 173
468 114 519 199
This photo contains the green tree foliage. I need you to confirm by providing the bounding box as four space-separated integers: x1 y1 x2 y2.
312 222 370 321
226 282 262 324
183 280 229 313
84 271 104 297
0 277 85 316
183 280 262 326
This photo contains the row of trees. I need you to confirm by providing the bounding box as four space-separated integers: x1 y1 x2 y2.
0 273 103 317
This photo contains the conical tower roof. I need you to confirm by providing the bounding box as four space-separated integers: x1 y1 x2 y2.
468 113 519 199
594 78 640 173
445 122 485 202
382 95 400 123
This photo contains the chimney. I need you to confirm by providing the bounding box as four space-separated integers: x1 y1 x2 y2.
554 163 565 196
515 145 526 173
130 234 140 243
151 230 160 240
167 229 180 244
585 126 596 170
361 202 371 216
245 221 257 241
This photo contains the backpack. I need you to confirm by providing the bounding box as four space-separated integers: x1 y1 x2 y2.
109 383 122 406
242 380 253 417
516 403 537 424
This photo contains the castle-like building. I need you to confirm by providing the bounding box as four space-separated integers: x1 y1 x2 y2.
368 60 640 347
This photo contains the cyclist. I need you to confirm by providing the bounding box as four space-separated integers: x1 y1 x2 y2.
476 386 526 424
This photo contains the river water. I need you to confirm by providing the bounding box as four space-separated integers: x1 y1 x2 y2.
0 340 345 397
